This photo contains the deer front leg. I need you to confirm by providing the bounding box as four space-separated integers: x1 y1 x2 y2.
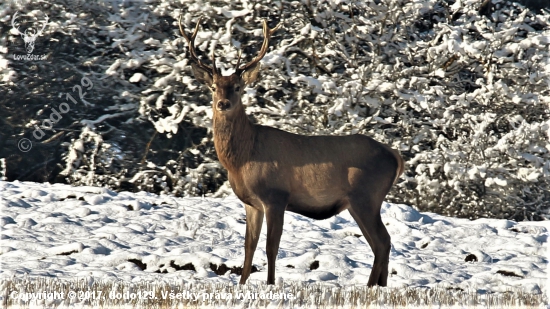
264 203 285 285
240 204 264 284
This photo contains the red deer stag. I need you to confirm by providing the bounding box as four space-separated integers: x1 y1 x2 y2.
179 16 405 287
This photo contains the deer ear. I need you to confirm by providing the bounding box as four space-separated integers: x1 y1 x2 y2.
191 63 213 87
241 62 261 85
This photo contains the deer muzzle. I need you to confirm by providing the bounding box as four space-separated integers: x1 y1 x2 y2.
216 99 231 111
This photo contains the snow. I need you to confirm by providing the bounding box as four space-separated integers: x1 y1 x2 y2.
0 181 547 295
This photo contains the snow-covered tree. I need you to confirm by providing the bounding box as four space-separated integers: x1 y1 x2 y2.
1 0 548 220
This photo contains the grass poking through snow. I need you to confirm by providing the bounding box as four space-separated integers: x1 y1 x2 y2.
1 277 546 308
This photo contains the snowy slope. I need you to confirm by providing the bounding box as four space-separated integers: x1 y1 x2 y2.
0 181 547 295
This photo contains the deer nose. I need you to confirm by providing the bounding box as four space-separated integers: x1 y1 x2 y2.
216 99 231 111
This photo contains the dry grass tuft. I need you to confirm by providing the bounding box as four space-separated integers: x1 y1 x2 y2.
0 277 547 308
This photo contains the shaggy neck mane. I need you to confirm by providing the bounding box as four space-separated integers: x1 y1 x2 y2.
213 106 256 172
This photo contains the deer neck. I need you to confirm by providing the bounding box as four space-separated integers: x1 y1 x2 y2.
212 105 255 172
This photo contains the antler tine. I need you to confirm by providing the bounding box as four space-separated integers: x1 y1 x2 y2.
236 20 281 74
178 15 214 74
234 49 242 72
212 48 218 75
39 14 49 34
11 11 22 35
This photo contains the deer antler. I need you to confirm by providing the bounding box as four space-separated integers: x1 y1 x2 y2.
235 20 281 74
178 15 217 76
36 14 49 37
11 11 22 36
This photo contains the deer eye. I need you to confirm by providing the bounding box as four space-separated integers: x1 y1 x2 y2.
234 85 241 92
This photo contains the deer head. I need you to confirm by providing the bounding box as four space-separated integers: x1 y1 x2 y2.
179 16 280 116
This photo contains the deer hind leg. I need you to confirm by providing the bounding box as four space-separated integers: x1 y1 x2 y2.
349 198 391 287
240 204 264 284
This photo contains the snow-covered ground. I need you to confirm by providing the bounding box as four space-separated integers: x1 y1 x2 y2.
0 181 548 296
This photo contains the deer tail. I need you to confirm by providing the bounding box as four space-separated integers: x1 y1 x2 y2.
389 148 405 185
